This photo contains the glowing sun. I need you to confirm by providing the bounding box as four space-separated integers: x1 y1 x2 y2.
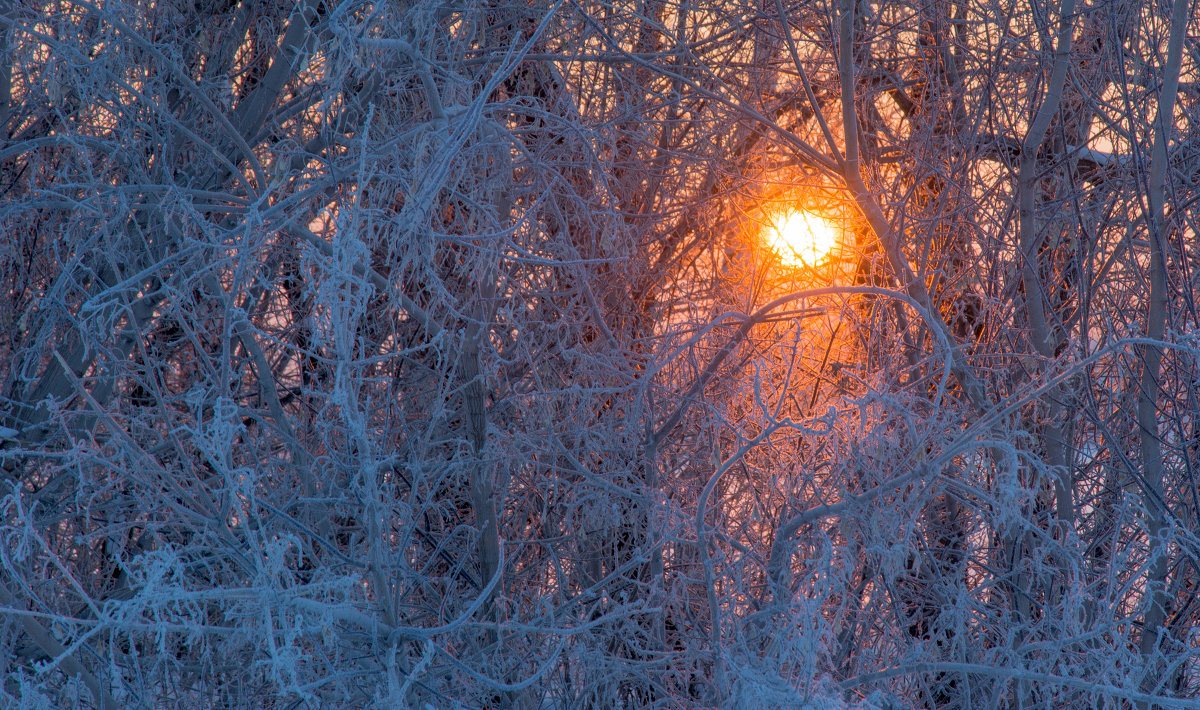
763 210 838 267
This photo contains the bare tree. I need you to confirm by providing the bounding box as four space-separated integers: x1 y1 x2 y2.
2 0 1199 707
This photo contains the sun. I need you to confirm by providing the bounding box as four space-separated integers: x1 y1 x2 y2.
763 210 838 267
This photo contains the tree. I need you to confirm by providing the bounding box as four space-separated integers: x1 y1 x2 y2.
1 0 1198 707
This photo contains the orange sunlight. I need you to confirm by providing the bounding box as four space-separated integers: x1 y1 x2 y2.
763 210 838 268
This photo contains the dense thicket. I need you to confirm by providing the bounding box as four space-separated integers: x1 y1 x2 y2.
1 0 1198 707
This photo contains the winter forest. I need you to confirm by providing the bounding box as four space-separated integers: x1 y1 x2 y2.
2 0 1200 707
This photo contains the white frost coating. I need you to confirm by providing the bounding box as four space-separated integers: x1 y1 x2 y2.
727 668 901 710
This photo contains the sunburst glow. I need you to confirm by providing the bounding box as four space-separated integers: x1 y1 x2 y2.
763 210 838 267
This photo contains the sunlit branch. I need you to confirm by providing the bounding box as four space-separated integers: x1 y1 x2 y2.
836 0 987 412
649 284 954 449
